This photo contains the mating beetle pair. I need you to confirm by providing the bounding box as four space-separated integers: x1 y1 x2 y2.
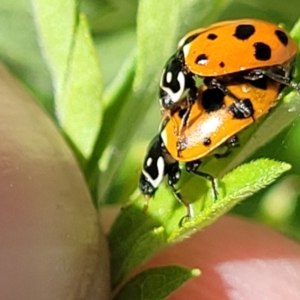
139 19 299 222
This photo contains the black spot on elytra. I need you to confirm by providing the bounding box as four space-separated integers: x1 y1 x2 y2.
207 33 218 40
219 62 225 68
275 30 288 46
202 137 211 146
196 53 208 65
202 88 224 112
254 42 271 60
234 24 255 40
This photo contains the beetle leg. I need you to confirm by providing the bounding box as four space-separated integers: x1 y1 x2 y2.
227 135 239 148
167 163 194 224
185 160 218 200
178 77 198 132
245 66 300 93
214 135 239 158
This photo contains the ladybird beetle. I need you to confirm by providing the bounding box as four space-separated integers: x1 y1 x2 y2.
139 134 193 218
139 133 217 222
160 19 299 123
162 77 282 161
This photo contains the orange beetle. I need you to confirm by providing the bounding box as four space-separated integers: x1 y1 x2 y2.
180 19 298 76
161 77 282 161
159 19 299 124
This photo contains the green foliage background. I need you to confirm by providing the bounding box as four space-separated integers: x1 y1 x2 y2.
1 0 300 298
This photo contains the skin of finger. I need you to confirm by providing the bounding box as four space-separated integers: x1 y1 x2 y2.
146 215 300 300
101 207 300 299
0 65 110 300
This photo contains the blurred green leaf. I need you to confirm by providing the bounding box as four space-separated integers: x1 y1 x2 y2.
32 0 103 158
55 15 103 158
113 266 200 300
109 159 290 288
85 51 136 199
31 0 77 89
256 175 300 226
0 0 53 111
220 0 300 28
82 0 138 34
94 28 136 89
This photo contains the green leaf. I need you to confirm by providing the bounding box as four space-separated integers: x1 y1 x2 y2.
31 0 77 89
85 51 136 199
108 206 167 289
219 0 300 28
291 16 300 43
55 14 103 158
113 266 200 300
81 0 138 33
32 1 103 158
0 0 53 111
93 28 136 90
109 159 290 288
169 159 291 241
